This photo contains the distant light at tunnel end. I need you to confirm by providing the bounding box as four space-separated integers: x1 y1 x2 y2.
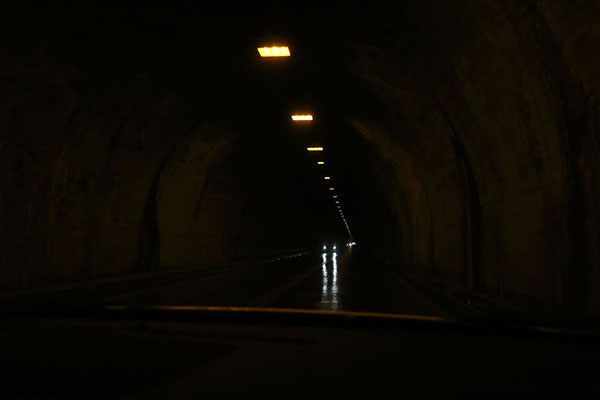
307 147 323 151
257 46 290 57
291 115 313 121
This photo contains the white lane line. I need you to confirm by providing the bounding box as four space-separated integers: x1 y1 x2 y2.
94 253 312 306
247 263 323 307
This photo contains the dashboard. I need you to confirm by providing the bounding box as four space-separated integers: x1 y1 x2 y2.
1 307 599 398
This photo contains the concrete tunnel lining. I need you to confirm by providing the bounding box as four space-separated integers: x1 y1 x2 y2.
1 1 600 317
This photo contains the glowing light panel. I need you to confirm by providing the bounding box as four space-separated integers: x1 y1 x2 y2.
291 115 313 121
317 161 325 165
324 176 331 180
307 147 324 151
257 46 290 57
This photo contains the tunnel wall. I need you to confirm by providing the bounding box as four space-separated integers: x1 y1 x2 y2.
0 57 308 290
1 1 599 318
347 0 600 315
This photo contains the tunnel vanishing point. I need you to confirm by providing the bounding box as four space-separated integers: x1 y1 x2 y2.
1 1 600 317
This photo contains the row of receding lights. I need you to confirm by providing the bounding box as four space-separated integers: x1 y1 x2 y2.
258 46 354 241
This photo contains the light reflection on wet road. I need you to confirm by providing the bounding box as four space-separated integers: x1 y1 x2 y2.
111 248 445 317
320 251 339 310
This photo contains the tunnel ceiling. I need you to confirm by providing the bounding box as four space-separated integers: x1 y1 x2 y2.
2 1 600 316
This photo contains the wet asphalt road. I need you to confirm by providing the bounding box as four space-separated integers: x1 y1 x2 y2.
109 248 446 317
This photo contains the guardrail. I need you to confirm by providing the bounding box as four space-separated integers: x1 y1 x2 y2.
0 251 312 310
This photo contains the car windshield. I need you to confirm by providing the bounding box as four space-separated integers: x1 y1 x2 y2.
2 1 600 327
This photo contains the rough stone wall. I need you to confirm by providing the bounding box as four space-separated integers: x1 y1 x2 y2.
1 1 599 318
0 49 310 289
346 0 600 315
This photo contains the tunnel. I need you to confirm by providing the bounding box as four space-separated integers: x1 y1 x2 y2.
1 0 600 321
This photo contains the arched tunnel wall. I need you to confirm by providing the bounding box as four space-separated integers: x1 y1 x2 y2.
0 42 317 288
1 1 600 316
0 81 312 288
341 0 600 315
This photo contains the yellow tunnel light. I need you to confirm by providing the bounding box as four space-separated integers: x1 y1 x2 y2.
291 115 313 121
257 46 290 57
324 176 331 180
317 161 325 165
307 147 323 151
329 187 335 191
333 195 338 198
335 201 340 204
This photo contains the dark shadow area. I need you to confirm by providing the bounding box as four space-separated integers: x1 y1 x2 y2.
2 2 600 395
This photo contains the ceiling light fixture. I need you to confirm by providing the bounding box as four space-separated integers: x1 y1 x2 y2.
291 115 313 121
257 46 290 57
